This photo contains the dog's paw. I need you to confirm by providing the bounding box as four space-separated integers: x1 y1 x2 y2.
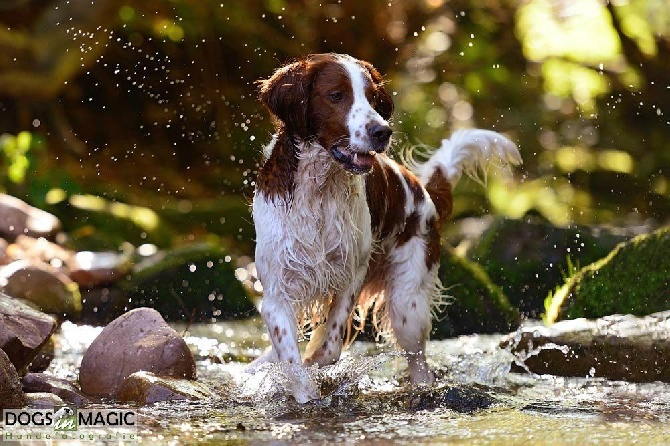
281 363 321 403
407 358 435 385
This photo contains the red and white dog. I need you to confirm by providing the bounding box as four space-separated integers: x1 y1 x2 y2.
251 53 521 402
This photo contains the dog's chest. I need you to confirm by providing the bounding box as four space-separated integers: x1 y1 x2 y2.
253 155 372 300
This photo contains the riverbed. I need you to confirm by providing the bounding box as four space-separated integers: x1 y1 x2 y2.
47 319 670 444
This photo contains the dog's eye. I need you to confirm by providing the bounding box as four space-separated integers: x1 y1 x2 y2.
328 91 343 102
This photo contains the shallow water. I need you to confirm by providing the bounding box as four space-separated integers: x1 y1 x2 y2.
47 319 670 444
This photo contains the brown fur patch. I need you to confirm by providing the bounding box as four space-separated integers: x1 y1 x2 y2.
256 131 300 202
425 170 453 224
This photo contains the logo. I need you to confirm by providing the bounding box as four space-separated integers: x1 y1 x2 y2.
2 406 138 443
53 406 77 431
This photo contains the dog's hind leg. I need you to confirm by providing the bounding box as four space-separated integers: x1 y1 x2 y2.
386 236 439 384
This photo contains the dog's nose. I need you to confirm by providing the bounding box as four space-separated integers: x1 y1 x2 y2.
369 123 392 147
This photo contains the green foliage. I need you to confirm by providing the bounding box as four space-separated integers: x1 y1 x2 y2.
0 0 669 256
0 132 41 185
545 225 670 324
542 255 580 324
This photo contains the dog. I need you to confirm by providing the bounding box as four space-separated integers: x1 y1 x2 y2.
250 53 521 402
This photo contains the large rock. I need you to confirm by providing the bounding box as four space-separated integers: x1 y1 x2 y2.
502 311 670 383
116 371 217 404
0 348 26 409
0 194 61 242
0 292 57 371
545 225 670 323
120 242 254 322
0 260 82 318
22 373 89 406
466 217 629 317
79 307 196 398
433 247 520 338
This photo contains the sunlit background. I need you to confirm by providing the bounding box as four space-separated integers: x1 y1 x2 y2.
1 0 669 256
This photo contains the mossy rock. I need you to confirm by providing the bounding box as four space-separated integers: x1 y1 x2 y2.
466 217 628 318
545 226 670 323
432 246 520 338
120 241 255 322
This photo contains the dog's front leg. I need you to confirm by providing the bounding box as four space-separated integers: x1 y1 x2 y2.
260 295 320 403
303 265 367 367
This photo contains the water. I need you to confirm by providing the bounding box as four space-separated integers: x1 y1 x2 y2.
46 319 670 444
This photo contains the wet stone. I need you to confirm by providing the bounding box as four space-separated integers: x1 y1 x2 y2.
25 392 65 408
0 194 61 242
0 260 82 318
0 292 57 372
22 372 90 406
406 384 497 414
502 311 670 383
68 250 132 289
79 307 197 398
0 348 26 409
115 370 217 404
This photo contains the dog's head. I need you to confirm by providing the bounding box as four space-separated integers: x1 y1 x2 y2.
258 53 394 174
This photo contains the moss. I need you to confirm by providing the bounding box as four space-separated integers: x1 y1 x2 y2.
545 225 670 323
119 240 255 322
467 217 628 317
432 246 520 338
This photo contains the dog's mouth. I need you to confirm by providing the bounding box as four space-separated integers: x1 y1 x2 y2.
330 145 377 174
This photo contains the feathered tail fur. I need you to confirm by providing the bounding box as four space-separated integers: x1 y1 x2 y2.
407 129 522 214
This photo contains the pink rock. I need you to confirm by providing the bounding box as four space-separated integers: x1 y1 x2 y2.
0 293 57 371
0 194 61 241
0 348 26 409
79 307 196 398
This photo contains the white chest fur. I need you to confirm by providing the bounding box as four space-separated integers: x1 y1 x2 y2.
253 143 372 308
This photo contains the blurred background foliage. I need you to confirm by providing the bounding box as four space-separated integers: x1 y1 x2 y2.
0 0 669 256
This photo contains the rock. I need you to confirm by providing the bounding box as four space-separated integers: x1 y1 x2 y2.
0 194 61 242
116 371 217 404
120 242 254 322
545 225 670 323
433 247 520 338
502 311 670 383
0 260 82 318
0 238 9 264
0 348 26 409
0 292 57 371
5 235 74 269
466 217 629 317
406 384 497 413
22 373 89 406
25 392 64 408
28 336 54 372
79 307 196 398
68 250 132 288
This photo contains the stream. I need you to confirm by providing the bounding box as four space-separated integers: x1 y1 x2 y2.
46 319 670 444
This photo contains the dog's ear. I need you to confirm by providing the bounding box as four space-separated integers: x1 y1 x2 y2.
362 61 394 121
257 60 311 136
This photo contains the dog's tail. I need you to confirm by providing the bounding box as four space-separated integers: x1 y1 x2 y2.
407 129 522 222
